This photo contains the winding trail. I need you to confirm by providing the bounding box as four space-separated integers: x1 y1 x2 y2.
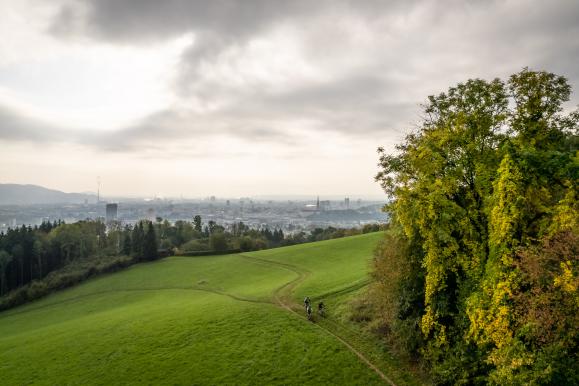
240 254 397 386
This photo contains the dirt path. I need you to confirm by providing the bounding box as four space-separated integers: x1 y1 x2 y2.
240 254 398 386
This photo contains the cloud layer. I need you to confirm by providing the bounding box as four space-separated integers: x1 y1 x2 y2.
1 0 578 195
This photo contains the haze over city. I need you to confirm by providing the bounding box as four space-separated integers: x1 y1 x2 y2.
1 0 578 197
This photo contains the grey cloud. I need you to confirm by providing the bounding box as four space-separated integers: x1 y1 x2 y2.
0 104 299 153
0 106 67 143
35 0 579 148
51 0 315 43
216 74 419 135
50 1 579 83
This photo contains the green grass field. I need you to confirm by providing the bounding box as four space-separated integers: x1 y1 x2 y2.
0 232 422 385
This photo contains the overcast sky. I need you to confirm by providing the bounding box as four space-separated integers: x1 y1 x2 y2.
1 0 578 198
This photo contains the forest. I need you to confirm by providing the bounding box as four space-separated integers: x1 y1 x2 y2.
370 69 578 384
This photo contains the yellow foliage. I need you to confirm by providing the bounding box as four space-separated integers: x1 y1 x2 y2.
421 306 435 335
548 184 579 236
553 260 577 293
467 274 517 348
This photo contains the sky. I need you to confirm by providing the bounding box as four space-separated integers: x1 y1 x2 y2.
1 0 578 198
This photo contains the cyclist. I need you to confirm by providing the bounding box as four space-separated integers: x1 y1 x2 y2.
304 296 311 309
318 301 325 317
306 304 313 320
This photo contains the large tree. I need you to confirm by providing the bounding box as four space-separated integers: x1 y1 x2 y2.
374 69 578 384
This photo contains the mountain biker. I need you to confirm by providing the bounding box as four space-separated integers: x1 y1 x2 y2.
318 301 325 316
304 296 311 309
306 304 313 320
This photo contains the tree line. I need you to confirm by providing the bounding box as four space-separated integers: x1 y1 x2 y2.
0 220 159 297
160 218 383 254
370 69 577 385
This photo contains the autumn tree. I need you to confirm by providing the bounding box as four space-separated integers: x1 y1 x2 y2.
373 69 578 384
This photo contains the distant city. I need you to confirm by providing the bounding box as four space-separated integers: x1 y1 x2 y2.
0 184 389 234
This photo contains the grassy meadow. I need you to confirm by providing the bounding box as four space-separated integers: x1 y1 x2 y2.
0 232 421 385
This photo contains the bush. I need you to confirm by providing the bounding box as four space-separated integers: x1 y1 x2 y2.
181 239 209 252
238 236 254 252
209 232 229 251
0 254 136 312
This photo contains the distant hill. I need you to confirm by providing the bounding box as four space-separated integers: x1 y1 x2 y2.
0 184 95 205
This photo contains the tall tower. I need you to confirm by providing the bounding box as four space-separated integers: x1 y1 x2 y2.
97 176 101 204
316 196 320 211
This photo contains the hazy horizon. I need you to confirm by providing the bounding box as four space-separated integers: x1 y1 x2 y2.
0 182 387 202
1 0 578 197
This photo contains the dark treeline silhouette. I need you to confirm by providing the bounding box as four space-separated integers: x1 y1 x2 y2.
0 220 159 298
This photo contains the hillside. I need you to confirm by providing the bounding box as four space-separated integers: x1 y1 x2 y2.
0 232 421 385
0 184 95 205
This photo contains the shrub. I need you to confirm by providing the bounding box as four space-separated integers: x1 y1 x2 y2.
0 254 136 312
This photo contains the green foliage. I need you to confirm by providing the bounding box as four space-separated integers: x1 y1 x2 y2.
143 222 159 261
209 231 229 252
238 235 258 251
193 215 202 232
131 222 145 258
0 250 12 296
0 254 135 311
371 227 425 358
122 228 132 255
0 219 160 308
180 239 209 252
373 68 578 384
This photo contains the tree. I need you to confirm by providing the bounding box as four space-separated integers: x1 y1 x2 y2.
207 220 217 235
11 244 24 287
131 223 144 258
373 69 578 384
0 250 12 296
209 232 228 252
193 215 202 233
238 236 254 252
122 228 132 256
143 222 159 261
32 239 44 280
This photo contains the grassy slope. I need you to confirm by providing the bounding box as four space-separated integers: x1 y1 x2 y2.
244 232 383 301
244 233 422 385
0 233 420 385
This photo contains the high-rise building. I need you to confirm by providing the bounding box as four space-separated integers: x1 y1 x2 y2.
105 203 118 224
345 197 350 209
